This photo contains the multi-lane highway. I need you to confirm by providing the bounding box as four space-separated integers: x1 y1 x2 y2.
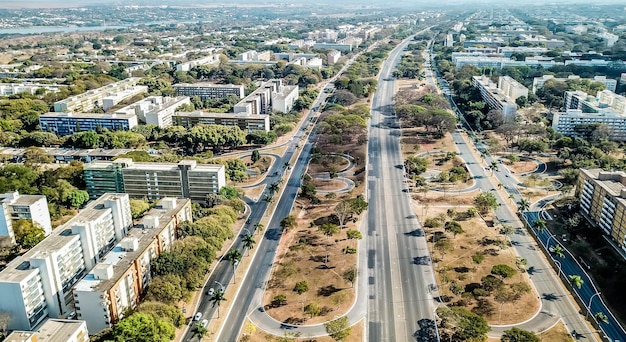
366 31 440 341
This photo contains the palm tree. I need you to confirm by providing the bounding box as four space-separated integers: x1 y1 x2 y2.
497 182 504 190
254 222 264 234
490 161 499 174
227 249 242 284
242 234 255 256
532 219 547 232
283 162 291 170
262 194 273 203
516 198 530 212
269 182 280 194
209 289 227 318
508 193 515 203
552 245 565 258
595 312 609 324
569 274 584 289
193 323 208 340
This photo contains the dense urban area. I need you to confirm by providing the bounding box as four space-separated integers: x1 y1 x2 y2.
0 1 626 342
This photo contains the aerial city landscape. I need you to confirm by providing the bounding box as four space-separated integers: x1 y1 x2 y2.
1 0 626 341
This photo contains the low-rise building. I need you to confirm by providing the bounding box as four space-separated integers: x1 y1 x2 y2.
238 50 271 62
115 96 190 128
0 83 62 96
271 85 299 113
83 159 226 202
173 83 245 101
73 198 191 333
0 194 132 331
327 50 341 64
39 112 138 136
173 111 270 132
5 319 89 342
0 192 52 243
577 169 626 255
176 54 219 71
53 78 146 113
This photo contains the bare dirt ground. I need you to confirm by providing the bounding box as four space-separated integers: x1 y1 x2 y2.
313 178 349 191
418 205 540 325
307 155 351 175
239 318 365 342
505 160 538 175
242 184 266 201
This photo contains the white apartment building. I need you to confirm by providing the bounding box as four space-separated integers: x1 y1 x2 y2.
238 50 271 62
234 79 298 115
0 192 52 243
327 50 341 64
115 96 191 128
0 194 132 331
0 83 62 96
5 319 89 342
532 75 617 93
472 75 526 118
173 111 270 132
271 85 299 113
565 90 626 116
73 198 191 333
53 78 146 113
176 54 219 71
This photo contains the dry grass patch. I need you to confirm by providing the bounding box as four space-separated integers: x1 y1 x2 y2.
506 160 538 175
307 155 351 175
263 205 359 325
313 178 349 192
239 318 364 342
538 320 575 342
418 205 540 325
242 184 267 201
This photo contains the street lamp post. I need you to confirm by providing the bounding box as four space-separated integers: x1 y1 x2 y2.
214 281 225 293
553 259 563 278
433 306 441 342
242 228 251 236
586 292 602 320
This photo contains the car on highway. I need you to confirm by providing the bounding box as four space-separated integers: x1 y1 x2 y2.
193 312 202 321
207 288 215 296
200 319 209 328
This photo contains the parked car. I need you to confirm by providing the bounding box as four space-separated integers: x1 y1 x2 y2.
194 312 202 321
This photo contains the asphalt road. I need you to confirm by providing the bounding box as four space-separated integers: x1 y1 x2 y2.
366 30 440 342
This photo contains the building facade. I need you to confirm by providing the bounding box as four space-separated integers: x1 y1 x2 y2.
552 110 626 141
532 75 617 93
39 112 138 136
84 159 226 202
73 198 191 333
173 111 270 132
0 83 62 96
577 169 626 255
173 83 245 101
472 75 525 118
0 192 52 243
0 194 131 331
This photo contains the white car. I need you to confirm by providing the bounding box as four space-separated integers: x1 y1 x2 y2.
200 319 209 328
194 312 202 321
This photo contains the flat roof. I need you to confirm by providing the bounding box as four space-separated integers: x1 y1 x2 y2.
74 198 190 293
581 169 626 205
40 112 137 120
0 194 128 283
0 193 43 206
174 111 268 119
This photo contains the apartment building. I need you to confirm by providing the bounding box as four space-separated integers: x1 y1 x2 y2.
532 75 617 93
327 50 341 64
233 79 298 115
173 111 270 132
73 198 191 333
0 192 52 243
564 90 626 115
0 194 131 331
577 169 626 255
175 54 219 71
273 52 318 62
552 110 626 141
312 42 353 52
173 83 245 101
53 78 147 113
0 83 62 96
115 96 191 128
472 75 526 118
39 112 138 136
83 159 226 202
5 319 89 342
238 50 271 62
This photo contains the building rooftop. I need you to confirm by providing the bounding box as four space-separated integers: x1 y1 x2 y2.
0 194 128 283
174 110 268 119
0 192 43 206
581 169 626 205
5 319 86 342
173 83 244 88
74 198 190 293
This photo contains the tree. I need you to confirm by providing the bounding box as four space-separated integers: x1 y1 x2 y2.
552 245 565 258
12 219 45 249
334 200 353 227
516 198 530 212
22 146 53 165
474 192 499 215
325 316 352 341
346 229 363 240
271 294 287 307
254 222 264 234
532 219 546 232
304 302 321 318
145 274 187 304
209 289 227 318
269 182 280 194
434 239 453 258
294 280 309 295
280 215 297 231
450 307 490 341
501 327 539 342
130 199 151 219
251 150 261 163
343 268 357 288
569 274 584 289
491 264 517 279
242 234 255 256
319 223 340 240
348 195 368 215
66 190 89 208
444 221 464 238
137 301 184 328
227 249 242 283
113 312 175 342
193 323 208 340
